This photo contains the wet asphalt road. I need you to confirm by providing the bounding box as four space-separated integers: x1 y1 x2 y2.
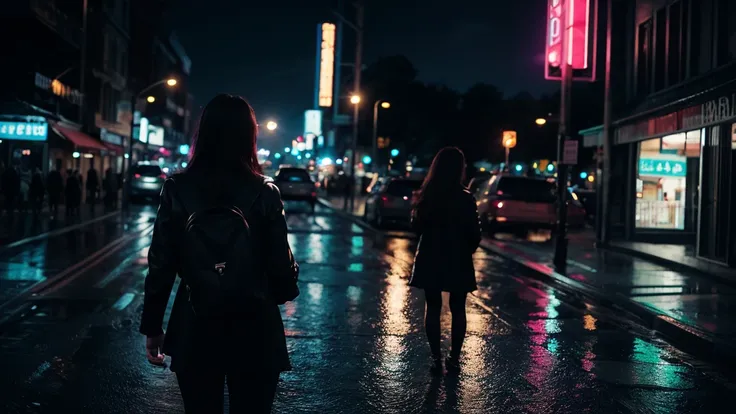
0 203 733 413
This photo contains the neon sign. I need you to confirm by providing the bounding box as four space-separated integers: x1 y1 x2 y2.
545 0 596 81
0 121 48 141
318 23 336 107
638 158 687 178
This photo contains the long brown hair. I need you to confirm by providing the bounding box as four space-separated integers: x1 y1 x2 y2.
414 147 466 208
188 94 263 178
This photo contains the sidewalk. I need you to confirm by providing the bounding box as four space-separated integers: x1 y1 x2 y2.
0 204 119 247
480 229 736 366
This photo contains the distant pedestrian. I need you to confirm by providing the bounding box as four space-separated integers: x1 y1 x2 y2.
140 94 299 414
66 170 82 217
19 168 31 212
47 168 64 216
30 168 45 215
87 166 99 206
104 168 118 210
1 165 20 215
410 147 481 375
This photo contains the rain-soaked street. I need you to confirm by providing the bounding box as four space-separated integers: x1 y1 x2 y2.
0 204 733 413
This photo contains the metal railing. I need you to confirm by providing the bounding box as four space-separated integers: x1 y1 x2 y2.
635 199 685 230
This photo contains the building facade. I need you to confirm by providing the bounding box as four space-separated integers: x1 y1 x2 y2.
0 0 191 194
583 0 736 267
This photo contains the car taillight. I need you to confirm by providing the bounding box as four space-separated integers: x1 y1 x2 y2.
159 174 167 179
134 174 141 179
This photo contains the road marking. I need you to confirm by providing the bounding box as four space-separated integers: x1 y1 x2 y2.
41 226 153 295
0 224 153 321
1 211 120 251
468 294 515 328
112 293 136 311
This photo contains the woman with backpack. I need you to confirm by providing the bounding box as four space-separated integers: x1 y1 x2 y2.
410 147 481 375
140 94 300 413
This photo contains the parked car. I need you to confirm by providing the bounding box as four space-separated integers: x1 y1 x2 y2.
130 163 166 202
363 177 422 228
274 167 317 212
476 175 557 237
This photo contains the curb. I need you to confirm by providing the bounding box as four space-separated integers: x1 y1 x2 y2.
605 243 736 289
479 239 736 369
0 210 120 252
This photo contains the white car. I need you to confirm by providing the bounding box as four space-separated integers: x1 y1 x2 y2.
274 167 317 212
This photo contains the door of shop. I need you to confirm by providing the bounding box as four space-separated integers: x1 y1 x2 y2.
697 124 734 265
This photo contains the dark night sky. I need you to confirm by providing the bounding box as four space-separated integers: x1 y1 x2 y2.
169 0 558 146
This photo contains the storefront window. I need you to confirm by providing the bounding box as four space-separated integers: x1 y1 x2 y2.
635 136 689 229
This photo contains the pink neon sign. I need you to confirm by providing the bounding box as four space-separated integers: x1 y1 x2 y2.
545 0 593 79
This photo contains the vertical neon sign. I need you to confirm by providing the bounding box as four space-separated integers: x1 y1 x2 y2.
545 0 595 80
318 23 336 107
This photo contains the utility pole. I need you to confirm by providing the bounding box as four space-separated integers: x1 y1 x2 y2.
347 1 363 213
599 0 613 245
79 0 89 124
553 0 572 273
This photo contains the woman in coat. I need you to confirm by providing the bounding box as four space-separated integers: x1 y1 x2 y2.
140 94 299 413
410 147 481 375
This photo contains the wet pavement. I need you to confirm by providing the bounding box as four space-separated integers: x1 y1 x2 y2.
0 203 733 413
481 230 736 346
0 204 119 247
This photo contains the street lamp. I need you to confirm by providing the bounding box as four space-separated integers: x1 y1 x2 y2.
123 77 177 210
535 118 547 126
266 121 278 131
372 100 390 173
346 93 361 211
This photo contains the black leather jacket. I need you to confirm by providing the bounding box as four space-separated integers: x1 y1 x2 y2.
409 188 481 293
140 171 298 372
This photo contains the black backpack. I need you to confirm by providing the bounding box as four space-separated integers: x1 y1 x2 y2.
174 178 267 317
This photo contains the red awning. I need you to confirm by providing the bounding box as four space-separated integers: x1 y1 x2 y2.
52 123 107 151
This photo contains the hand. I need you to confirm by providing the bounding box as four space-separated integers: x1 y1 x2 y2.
145 334 166 366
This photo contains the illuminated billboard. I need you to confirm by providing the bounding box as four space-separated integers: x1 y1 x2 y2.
304 110 322 137
545 0 597 81
317 23 336 107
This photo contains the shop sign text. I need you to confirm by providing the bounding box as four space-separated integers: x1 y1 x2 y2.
0 121 48 141
638 157 686 177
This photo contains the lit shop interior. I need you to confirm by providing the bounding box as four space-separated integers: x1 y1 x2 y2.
635 130 700 231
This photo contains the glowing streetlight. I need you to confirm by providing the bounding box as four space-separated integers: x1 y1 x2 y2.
350 95 361 104
266 121 278 131
166 78 178 86
535 118 547 126
146 96 155 103
381 101 391 109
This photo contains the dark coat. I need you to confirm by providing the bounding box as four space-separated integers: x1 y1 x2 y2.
139 170 299 374
409 188 481 293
